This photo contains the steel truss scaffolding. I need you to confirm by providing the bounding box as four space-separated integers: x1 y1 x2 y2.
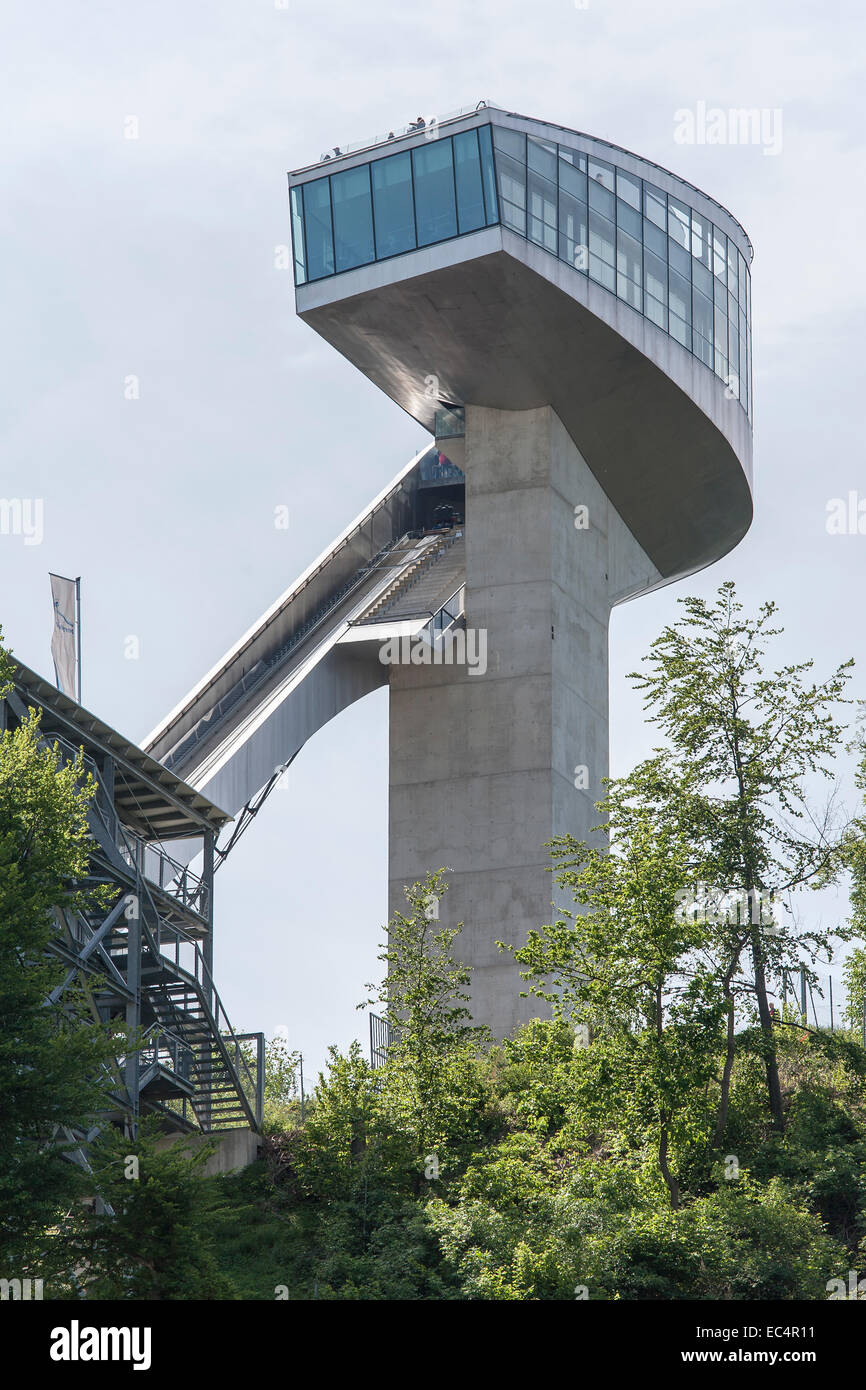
2 661 264 1147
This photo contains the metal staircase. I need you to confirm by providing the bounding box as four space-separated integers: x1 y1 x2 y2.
357 530 466 624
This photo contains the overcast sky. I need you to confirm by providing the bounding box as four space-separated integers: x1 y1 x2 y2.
2 0 864 1078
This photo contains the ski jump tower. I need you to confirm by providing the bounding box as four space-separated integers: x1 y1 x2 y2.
145 105 754 1039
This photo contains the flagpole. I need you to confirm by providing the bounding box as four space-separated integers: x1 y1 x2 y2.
75 576 82 705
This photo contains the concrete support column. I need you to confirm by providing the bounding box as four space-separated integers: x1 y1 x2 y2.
388 405 660 1038
202 831 215 1013
124 851 143 1137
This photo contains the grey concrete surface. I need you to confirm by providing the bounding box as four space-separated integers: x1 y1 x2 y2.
389 405 661 1038
156 1127 262 1177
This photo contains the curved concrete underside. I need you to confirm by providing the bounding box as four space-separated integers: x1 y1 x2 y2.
297 228 753 582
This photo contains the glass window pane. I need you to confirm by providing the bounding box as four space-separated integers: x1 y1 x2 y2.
668 197 690 250
290 186 306 284
454 130 485 234
558 155 586 201
727 237 738 295
412 140 458 246
478 125 499 224
617 227 642 308
738 250 748 307
645 248 667 302
617 272 642 309
644 183 666 230
691 210 712 270
617 227 642 282
371 152 416 258
559 189 587 268
588 178 614 219
493 126 526 161
695 332 713 368
714 303 728 376
644 220 666 258
495 149 526 234
589 209 615 263
693 287 713 342
331 166 375 271
616 199 641 240
302 176 334 280
712 227 727 283
591 257 615 291
693 257 713 298
728 289 738 323
670 314 691 349
668 239 690 277
728 321 740 390
616 169 641 210
558 145 587 172
528 137 557 180
588 157 615 193
646 294 666 330
669 267 690 323
588 208 615 289
528 169 557 252
714 275 727 308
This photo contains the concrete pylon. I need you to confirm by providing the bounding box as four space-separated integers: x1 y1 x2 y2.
389 404 661 1038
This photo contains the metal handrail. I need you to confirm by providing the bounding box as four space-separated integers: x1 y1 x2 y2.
158 922 261 1118
137 1024 194 1082
430 584 467 638
304 101 496 172
45 729 207 921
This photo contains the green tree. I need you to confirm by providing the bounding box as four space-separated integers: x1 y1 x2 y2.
362 870 490 1164
507 817 725 1207
843 948 866 1032
62 1120 236 1299
621 583 853 1132
842 732 866 1030
0 633 121 1269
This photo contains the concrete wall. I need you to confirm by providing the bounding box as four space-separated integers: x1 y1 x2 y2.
156 1127 261 1177
388 405 660 1038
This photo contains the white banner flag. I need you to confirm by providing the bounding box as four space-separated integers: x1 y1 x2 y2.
50 573 78 698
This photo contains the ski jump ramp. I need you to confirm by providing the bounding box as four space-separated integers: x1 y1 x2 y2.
142 445 467 833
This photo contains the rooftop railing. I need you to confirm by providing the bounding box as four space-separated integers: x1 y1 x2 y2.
311 100 497 168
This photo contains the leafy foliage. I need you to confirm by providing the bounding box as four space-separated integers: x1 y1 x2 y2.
57 1121 236 1299
0 633 121 1268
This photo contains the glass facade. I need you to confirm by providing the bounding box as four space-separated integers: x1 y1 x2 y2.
290 121 751 420
291 126 499 285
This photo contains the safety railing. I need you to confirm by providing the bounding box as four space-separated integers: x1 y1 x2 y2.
137 1024 195 1086
310 101 496 168
158 923 262 1128
430 584 467 642
369 1012 394 1070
